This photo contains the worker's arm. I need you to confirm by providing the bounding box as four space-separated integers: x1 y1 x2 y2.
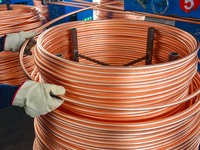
0 31 36 52
0 80 66 117
0 84 18 108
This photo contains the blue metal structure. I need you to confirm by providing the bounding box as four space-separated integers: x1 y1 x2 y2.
48 0 93 26
125 0 200 19
0 0 33 5
124 0 200 69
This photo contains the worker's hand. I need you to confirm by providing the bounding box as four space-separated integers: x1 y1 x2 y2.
12 80 66 117
4 31 36 52
24 38 36 55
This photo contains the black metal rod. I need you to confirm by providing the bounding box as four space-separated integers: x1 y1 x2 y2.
145 27 155 65
123 56 146 66
55 54 63 58
6 3 12 10
41 0 46 5
78 54 111 66
168 52 179 61
136 0 147 9
69 28 79 62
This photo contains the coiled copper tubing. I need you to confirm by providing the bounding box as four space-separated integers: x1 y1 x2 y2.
0 51 35 85
0 5 44 85
19 18 200 149
0 5 44 35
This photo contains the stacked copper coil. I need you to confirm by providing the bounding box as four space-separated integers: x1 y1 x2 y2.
0 5 44 85
0 51 35 85
0 5 44 35
26 19 200 149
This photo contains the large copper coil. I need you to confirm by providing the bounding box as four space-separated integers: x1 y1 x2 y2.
0 5 44 85
0 4 45 35
34 74 200 149
19 19 200 149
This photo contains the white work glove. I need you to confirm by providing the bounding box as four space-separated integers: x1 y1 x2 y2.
12 80 66 117
4 31 36 52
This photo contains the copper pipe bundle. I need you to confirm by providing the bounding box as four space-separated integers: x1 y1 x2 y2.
0 5 44 85
19 19 200 149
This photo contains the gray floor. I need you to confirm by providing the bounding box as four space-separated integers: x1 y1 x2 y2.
0 106 35 150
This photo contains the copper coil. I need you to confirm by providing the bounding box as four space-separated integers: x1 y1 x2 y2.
18 19 200 149
33 74 200 149
0 51 35 85
0 5 44 85
34 20 199 116
0 4 45 35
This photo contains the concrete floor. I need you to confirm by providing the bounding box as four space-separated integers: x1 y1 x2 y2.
0 106 35 150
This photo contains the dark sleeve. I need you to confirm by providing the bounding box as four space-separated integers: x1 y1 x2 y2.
0 84 19 109
0 35 6 52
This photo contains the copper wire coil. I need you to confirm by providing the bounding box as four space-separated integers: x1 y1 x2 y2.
0 51 35 85
0 5 44 85
18 19 200 149
33 74 200 149
0 5 45 35
34 20 199 119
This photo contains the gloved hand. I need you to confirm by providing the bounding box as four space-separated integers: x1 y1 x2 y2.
12 80 66 117
24 38 36 55
4 31 36 52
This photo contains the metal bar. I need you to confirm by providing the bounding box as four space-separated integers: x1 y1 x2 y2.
6 3 12 10
41 0 46 5
55 54 63 58
145 27 155 65
123 56 146 66
69 28 79 62
78 54 111 66
136 0 147 10
168 52 179 61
